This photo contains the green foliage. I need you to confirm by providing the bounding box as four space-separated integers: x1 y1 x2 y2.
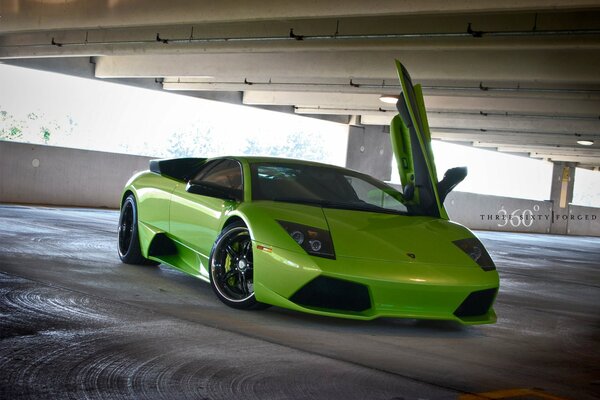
242 132 326 161
9 126 23 138
0 104 331 165
0 107 63 144
166 126 223 158
41 127 51 143
0 109 24 140
162 124 328 162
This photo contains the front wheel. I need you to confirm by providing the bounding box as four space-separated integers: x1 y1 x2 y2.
209 221 267 310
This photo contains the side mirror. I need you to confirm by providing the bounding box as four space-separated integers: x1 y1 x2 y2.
186 182 242 202
437 167 467 203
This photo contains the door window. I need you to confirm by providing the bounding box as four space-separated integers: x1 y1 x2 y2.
191 159 243 191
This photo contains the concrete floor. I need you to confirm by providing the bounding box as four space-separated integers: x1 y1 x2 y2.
0 205 598 400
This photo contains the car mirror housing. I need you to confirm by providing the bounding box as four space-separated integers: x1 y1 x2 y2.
186 182 242 202
437 167 467 203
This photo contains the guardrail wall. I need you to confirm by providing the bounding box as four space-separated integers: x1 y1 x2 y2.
0 141 151 208
1 141 598 236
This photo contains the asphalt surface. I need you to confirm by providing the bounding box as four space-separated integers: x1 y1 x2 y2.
0 204 598 400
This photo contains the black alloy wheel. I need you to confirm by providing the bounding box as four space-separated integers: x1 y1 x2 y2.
209 221 267 310
118 194 156 265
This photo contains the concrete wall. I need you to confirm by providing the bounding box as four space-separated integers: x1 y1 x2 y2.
0 141 151 208
445 192 600 237
1 141 599 236
565 205 600 236
445 191 553 234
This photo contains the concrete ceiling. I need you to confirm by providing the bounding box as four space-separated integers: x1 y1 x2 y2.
1 0 600 169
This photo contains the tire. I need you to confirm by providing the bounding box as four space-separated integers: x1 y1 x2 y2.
117 194 157 265
209 221 268 310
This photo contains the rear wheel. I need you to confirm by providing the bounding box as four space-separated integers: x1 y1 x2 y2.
118 194 156 265
209 221 267 310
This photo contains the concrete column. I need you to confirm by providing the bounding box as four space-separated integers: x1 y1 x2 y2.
549 162 576 235
345 124 393 181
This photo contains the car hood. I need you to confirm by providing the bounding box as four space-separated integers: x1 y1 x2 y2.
241 201 476 266
322 208 474 265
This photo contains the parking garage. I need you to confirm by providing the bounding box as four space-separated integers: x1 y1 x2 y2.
1 1 599 399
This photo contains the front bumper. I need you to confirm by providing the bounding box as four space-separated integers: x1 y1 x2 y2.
253 241 499 325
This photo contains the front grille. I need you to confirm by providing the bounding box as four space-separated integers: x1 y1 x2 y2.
454 288 498 318
290 276 371 312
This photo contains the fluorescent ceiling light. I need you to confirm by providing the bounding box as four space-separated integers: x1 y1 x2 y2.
379 95 399 104
577 140 594 146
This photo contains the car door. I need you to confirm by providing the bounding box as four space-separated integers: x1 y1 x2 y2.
390 60 448 219
169 158 243 261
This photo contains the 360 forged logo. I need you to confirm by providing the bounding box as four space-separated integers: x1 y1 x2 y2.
480 205 598 228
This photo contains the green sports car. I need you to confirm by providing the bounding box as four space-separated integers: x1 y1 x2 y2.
117 61 499 324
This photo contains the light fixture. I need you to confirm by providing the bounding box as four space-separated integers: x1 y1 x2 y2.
379 95 399 104
577 140 594 146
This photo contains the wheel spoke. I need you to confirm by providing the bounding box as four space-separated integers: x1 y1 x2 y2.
242 240 252 257
239 271 248 295
225 244 237 259
221 269 237 284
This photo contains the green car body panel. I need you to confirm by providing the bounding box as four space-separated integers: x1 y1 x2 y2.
119 62 499 324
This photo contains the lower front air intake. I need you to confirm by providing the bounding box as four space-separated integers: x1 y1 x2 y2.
454 288 498 318
290 276 371 312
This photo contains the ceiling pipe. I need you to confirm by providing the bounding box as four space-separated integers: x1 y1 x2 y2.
295 105 600 121
430 126 600 137
166 78 600 96
5 25 600 50
427 111 600 121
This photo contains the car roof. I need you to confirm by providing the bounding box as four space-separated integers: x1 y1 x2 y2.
212 155 353 172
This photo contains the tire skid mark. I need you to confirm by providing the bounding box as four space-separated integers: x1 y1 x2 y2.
0 281 118 330
0 272 454 399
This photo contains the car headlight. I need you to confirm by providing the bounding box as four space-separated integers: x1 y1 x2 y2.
278 220 336 259
453 238 496 271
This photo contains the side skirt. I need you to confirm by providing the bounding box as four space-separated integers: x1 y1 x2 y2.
147 233 210 282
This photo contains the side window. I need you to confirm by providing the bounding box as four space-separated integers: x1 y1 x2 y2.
191 159 243 190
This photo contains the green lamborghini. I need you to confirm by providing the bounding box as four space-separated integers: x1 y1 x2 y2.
118 61 499 324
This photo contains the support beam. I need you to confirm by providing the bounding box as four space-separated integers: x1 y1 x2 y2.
430 131 596 146
492 145 600 156
345 125 392 181
549 162 576 234
94 49 600 85
361 113 600 134
161 79 600 99
3 1 600 33
242 90 600 117
4 35 600 59
473 142 600 152
531 154 600 164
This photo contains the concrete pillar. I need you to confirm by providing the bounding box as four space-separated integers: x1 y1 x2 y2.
549 162 576 235
345 124 393 181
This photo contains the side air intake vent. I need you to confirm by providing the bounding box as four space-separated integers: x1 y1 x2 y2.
149 158 206 181
148 233 177 257
290 276 371 312
454 288 497 318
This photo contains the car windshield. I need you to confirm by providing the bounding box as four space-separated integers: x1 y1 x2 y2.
250 162 414 215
